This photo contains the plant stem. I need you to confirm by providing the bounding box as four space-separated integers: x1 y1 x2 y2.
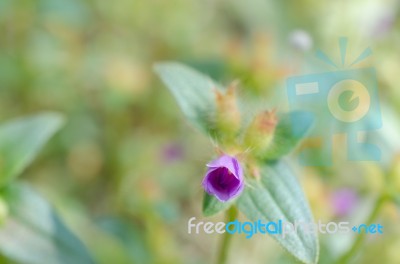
337 194 388 264
216 206 238 264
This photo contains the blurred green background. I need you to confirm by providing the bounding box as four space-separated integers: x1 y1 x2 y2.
1 0 400 263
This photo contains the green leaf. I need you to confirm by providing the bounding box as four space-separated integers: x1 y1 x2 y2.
0 183 95 264
0 112 64 186
202 192 233 217
263 111 314 160
154 62 222 137
237 161 319 264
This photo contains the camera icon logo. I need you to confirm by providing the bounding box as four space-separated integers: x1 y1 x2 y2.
328 79 370 123
286 38 382 165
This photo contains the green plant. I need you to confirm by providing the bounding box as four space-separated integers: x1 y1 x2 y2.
154 62 319 264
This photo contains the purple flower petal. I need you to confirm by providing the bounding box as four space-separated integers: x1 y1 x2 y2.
206 155 243 180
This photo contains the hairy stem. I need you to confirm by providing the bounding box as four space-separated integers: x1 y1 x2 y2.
216 206 238 264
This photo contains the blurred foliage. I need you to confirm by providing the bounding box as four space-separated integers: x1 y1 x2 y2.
0 0 400 263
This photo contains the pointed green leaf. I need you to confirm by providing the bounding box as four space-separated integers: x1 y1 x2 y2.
237 161 319 264
154 62 222 137
202 192 233 217
0 112 64 186
0 183 95 264
263 111 314 160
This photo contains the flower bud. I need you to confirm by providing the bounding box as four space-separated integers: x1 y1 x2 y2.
214 81 241 141
244 109 278 156
202 154 244 202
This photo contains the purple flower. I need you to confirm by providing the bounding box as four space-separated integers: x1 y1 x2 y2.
370 10 395 39
161 142 184 163
331 188 358 217
202 155 244 202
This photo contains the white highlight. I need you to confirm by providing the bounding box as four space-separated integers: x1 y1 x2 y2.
295 82 319 95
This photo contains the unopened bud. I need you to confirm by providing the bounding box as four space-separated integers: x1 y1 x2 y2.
214 81 241 142
244 109 278 156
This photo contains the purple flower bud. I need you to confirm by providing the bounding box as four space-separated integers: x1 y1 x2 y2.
202 155 244 202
